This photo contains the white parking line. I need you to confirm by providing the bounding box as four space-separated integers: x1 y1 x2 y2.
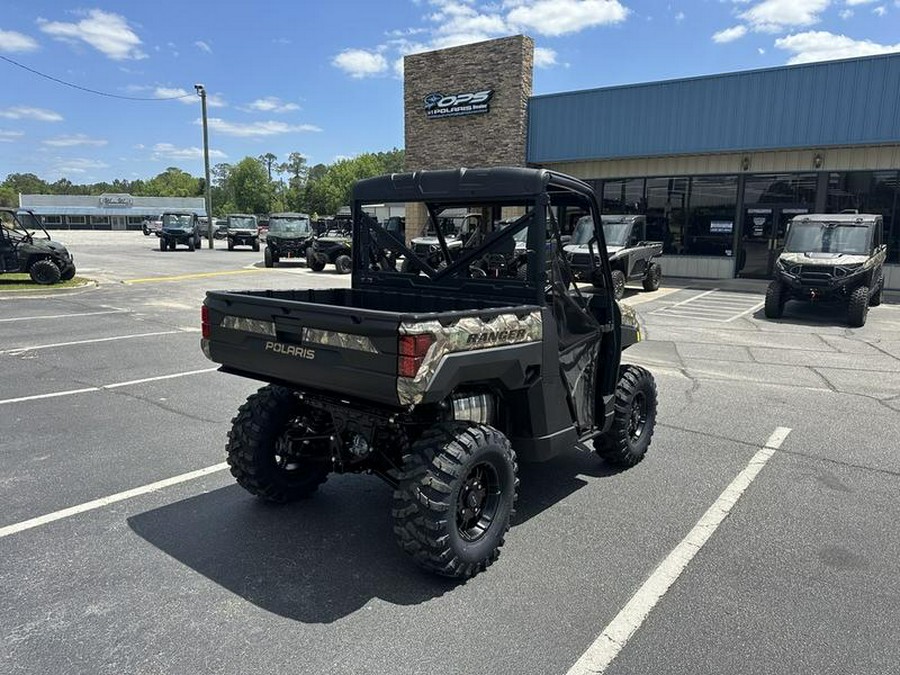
0 331 179 354
566 426 792 675
0 367 218 406
0 462 229 539
0 309 128 323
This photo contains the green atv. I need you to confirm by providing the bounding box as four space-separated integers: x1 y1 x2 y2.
0 208 76 284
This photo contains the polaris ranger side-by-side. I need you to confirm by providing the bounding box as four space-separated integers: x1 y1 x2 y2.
201 168 658 578
264 213 315 268
565 215 663 299
306 227 352 274
1 208 76 284
226 214 260 251
159 212 202 251
765 213 886 327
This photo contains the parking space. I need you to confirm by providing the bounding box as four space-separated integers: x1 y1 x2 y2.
2 232 899 674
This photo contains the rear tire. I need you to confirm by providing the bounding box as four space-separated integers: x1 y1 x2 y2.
335 254 352 274
764 280 785 319
29 259 61 285
227 239 234 251
392 422 518 578
642 262 662 292
252 239 260 252
187 239 195 251
227 385 330 503
610 269 626 300
594 365 657 468
848 285 870 327
168 239 176 251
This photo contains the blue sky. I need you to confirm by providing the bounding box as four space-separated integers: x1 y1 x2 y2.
1 0 899 183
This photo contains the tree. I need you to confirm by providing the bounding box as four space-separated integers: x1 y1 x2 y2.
0 186 17 207
141 167 202 197
258 153 278 182
4 173 48 195
278 152 309 190
230 157 272 214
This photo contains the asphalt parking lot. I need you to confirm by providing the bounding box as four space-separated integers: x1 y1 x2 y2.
2 232 899 675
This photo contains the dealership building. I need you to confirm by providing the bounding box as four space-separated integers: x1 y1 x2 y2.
404 36 900 288
19 194 207 230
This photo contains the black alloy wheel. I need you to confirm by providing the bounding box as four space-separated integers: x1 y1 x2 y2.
456 462 502 542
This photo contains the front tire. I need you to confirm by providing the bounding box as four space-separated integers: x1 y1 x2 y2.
227 385 330 503
29 259 62 285
610 269 626 300
227 239 234 251
392 423 518 578
848 285 870 327
60 264 76 281
642 262 662 292
869 274 883 307
335 254 352 274
264 247 275 268
594 365 657 468
187 239 195 251
307 251 326 271
764 280 785 319
159 237 167 252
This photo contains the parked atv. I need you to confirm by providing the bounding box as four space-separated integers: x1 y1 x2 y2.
401 212 481 274
202 167 658 579
159 212 202 251
264 213 315 268
565 215 663 299
765 213 886 327
0 208 76 284
306 228 352 274
226 214 260 251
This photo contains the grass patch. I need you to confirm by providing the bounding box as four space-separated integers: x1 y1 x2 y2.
0 273 94 292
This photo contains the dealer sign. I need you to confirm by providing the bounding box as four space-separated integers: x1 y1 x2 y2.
424 90 493 119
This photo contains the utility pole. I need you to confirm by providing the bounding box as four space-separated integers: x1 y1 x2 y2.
195 83 213 248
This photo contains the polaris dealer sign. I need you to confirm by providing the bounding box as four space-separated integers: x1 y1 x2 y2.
424 90 493 119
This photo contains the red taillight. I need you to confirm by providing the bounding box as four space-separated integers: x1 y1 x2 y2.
201 304 210 339
398 334 434 378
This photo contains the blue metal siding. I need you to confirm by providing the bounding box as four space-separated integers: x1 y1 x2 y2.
528 54 900 163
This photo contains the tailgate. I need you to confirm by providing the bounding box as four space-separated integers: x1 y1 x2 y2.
203 291 402 406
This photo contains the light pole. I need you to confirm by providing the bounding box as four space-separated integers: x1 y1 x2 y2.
195 83 213 248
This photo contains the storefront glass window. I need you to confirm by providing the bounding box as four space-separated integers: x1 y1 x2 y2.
743 173 817 205
602 179 644 215
685 175 739 256
826 171 900 263
645 177 688 254
67 215 86 225
90 216 110 225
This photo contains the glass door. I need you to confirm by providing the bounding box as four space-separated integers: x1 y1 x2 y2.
111 216 126 230
738 205 808 278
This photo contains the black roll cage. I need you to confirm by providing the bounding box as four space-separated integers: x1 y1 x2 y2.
351 167 615 310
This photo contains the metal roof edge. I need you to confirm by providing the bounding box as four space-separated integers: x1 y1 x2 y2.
528 51 900 102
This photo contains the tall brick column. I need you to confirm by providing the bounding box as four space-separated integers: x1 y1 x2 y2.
403 35 534 239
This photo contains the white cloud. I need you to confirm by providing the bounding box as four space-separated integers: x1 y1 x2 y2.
202 118 322 137
840 8 854 17
155 87 226 107
56 158 109 174
713 24 748 42
533 46 558 67
37 9 146 60
246 97 300 113
738 0 829 33
335 0 622 78
332 49 388 77
873 5 887 14
0 29 39 52
0 106 63 122
675 11 686 22
758 47 766 54
844 0 875 5
0 130 24 142
152 143 226 160
194 40 212 53
506 0 629 37
775 30 900 63
42 133 107 147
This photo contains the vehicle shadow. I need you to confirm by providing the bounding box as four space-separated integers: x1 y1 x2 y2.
752 301 855 327
127 450 619 623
